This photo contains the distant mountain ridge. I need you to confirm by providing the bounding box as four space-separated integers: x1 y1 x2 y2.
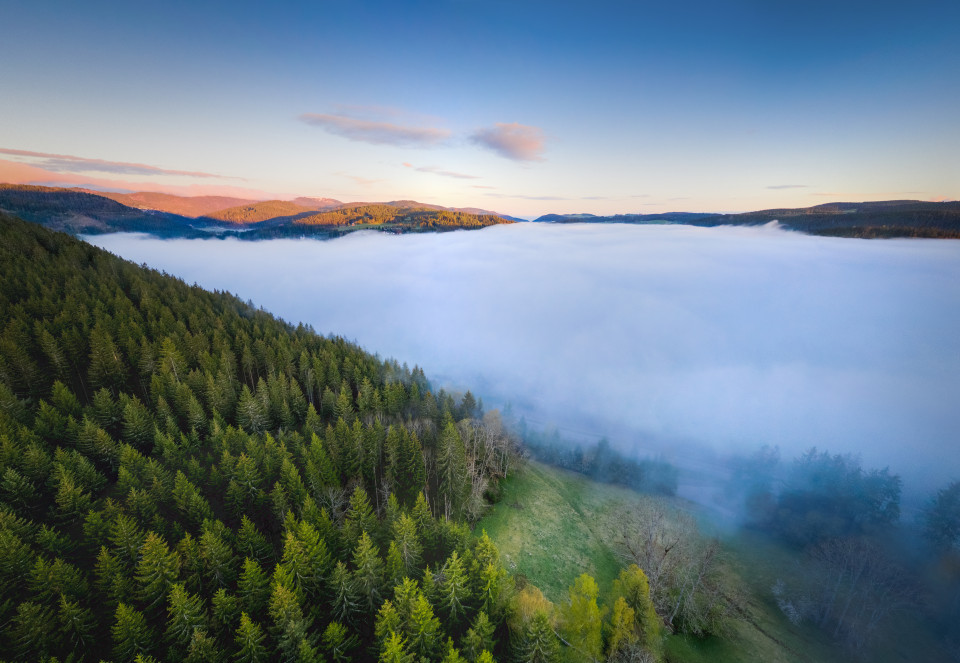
535 201 960 238
2 184 957 239
0 184 514 238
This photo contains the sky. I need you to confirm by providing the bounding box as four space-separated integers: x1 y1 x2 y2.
88 225 960 501
2 0 959 217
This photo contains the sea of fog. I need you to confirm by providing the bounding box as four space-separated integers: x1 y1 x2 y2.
87 224 960 500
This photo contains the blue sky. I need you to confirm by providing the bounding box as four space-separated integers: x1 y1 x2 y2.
1 0 957 216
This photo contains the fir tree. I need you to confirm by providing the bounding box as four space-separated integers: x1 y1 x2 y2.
166 582 208 652
238 557 271 618
113 602 155 661
352 530 385 612
234 612 268 663
136 532 181 611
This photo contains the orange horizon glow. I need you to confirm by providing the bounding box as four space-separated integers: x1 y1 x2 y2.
0 159 277 201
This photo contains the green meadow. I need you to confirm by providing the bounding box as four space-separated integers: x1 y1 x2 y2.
475 460 945 663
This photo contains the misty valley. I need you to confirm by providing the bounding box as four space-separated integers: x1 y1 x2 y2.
87 223 960 494
1 214 958 663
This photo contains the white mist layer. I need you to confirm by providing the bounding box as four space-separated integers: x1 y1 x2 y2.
87 224 960 495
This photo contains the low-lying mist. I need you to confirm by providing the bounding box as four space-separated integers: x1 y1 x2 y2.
88 223 960 500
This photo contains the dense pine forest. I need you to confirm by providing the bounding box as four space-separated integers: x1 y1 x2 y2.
0 213 664 663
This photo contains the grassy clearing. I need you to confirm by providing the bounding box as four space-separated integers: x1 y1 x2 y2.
475 460 624 603
475 460 865 663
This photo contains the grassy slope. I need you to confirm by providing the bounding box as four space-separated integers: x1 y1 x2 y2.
476 461 623 603
475 461 884 663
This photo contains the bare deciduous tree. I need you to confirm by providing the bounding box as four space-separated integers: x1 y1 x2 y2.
615 500 735 636
809 537 920 652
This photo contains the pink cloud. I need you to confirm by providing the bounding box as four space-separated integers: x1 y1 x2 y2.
335 172 384 187
403 163 479 180
300 113 451 147
471 122 546 162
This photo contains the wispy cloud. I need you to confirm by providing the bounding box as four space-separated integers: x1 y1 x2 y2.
767 184 809 190
337 173 384 187
402 163 479 180
300 112 451 147
471 123 546 162
484 192 569 201
0 158 272 199
0 147 229 179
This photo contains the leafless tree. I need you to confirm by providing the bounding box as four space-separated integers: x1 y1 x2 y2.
616 500 734 635
808 536 921 652
319 484 349 522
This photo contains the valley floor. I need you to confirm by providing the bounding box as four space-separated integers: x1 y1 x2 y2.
475 461 949 663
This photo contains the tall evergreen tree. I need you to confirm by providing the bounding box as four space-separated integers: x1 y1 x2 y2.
352 531 384 613
234 612 268 663
113 602 155 661
136 532 181 611
166 582 208 652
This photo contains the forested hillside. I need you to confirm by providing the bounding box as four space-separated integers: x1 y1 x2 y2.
292 205 508 230
87 192 261 219
204 201 327 224
535 201 960 238
0 184 199 236
0 213 661 663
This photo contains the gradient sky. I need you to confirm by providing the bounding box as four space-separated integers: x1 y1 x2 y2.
2 0 958 217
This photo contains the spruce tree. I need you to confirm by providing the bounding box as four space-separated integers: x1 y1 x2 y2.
113 602 155 661
352 531 385 613
234 612 268 663
322 620 360 663
136 532 181 611
165 582 208 652
379 631 414 663
517 610 559 663
440 550 472 625
238 557 271 618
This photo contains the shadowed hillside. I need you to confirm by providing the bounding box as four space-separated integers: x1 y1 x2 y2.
535 201 960 238
86 191 260 217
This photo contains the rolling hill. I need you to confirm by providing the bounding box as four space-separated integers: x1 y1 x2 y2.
535 201 960 238
202 199 325 224
0 184 514 238
0 184 200 236
83 190 260 217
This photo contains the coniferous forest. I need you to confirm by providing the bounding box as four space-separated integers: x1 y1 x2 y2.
0 213 665 663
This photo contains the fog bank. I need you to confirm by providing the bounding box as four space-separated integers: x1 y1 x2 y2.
88 224 960 495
